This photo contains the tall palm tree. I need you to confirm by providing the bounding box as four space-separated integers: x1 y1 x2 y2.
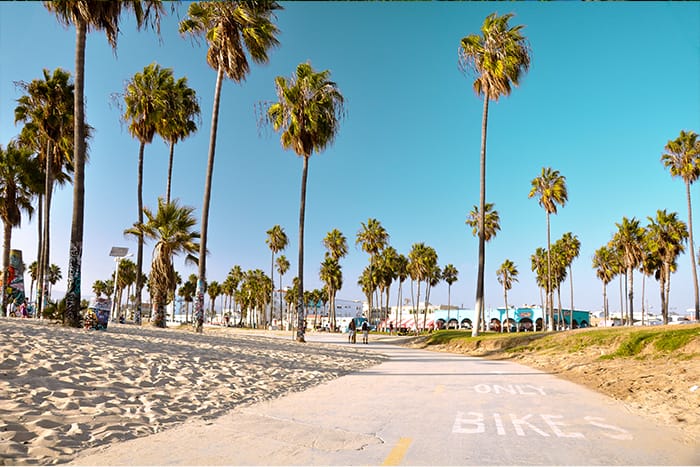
27 261 38 308
394 253 408 330
122 62 175 325
265 224 288 325
496 259 518 332
466 202 500 335
14 68 77 319
158 76 200 204
180 1 281 333
375 246 399 325
442 263 459 323
529 167 567 331
46 264 62 300
319 256 342 331
560 232 581 325
267 62 344 342
275 255 289 327
0 141 39 312
46 0 166 328
593 245 617 324
207 280 221 323
611 217 645 326
356 218 389 321
661 130 700 321
531 246 549 324
407 242 436 329
459 12 530 340
322 229 347 330
645 210 688 324
140 197 199 328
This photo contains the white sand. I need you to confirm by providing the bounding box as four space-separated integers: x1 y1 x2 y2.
0 319 383 465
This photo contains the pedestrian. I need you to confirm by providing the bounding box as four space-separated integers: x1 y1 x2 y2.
389 322 394 335
348 318 356 344
19 302 27 318
361 320 369 344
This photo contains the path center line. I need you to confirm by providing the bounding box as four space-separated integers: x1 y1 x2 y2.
382 437 412 466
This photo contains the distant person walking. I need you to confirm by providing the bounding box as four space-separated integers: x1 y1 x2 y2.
361 320 369 344
348 318 356 344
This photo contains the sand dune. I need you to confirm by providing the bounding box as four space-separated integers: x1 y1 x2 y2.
0 319 383 465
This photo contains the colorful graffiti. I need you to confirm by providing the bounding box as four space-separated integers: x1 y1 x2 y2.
2 250 26 305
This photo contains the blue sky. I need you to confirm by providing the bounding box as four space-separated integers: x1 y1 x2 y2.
1 2 699 316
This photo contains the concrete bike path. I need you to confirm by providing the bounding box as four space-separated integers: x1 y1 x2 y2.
72 335 698 466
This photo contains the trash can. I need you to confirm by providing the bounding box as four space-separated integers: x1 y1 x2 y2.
86 297 111 330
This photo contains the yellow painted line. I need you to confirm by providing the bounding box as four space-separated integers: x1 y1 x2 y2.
382 437 412 466
434 384 445 394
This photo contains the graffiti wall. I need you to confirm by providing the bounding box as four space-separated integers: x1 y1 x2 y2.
2 249 26 304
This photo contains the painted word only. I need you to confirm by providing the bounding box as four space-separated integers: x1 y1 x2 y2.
470 384 547 396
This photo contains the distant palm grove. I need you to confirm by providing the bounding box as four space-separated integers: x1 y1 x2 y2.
1 2 698 338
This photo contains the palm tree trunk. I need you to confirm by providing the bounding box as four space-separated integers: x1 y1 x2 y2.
34 195 42 317
166 140 175 204
557 287 563 329
473 92 489 337
641 273 646 325
2 222 11 315
627 266 634 326
503 288 508 333
686 182 700 321
546 212 553 331
296 155 309 342
568 264 574 327
65 20 86 328
270 252 275 327
602 282 608 324
195 66 224 333
134 141 145 326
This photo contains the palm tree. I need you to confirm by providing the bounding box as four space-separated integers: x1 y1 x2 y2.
394 253 409 330
560 232 581 325
529 167 567 331
611 217 645 326
139 197 199 328
442 264 459 323
267 62 344 342
158 76 200 204
322 229 347 330
122 62 176 325
265 224 288 325
530 246 548 307
14 68 77 319
207 280 221 323
46 0 166 328
593 245 617 324
319 256 342 331
356 218 389 322
407 242 437 330
661 130 700 321
27 261 38 308
46 264 62 300
180 1 281 333
459 12 530 340
0 141 39 312
379 246 400 325
466 202 500 335
645 210 688 324
496 259 518 332
275 255 289 328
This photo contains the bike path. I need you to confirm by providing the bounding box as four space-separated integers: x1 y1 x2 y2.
72 334 698 466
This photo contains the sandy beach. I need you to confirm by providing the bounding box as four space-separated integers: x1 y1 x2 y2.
0 319 384 466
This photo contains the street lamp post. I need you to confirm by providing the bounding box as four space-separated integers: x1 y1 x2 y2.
109 247 131 322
